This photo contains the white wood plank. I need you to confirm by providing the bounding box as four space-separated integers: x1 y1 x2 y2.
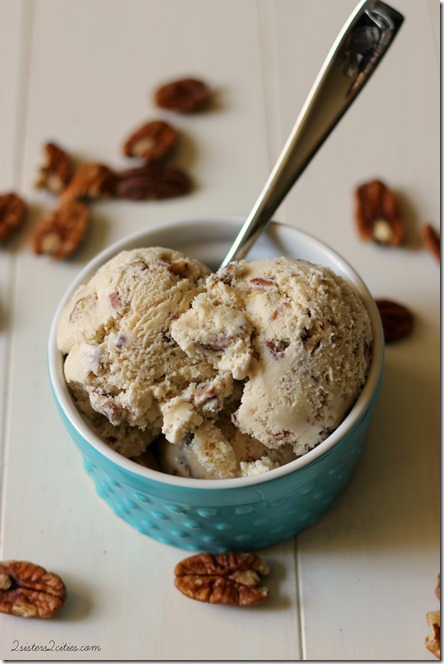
0 0 34 539
265 0 440 659
0 0 300 660
268 0 440 275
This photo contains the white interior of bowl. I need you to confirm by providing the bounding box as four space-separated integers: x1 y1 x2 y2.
48 216 384 489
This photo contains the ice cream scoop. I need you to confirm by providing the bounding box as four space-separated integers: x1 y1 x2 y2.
57 247 220 457
171 257 373 461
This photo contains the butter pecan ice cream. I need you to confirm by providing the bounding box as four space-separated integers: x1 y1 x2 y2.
57 247 225 457
58 249 373 477
172 258 373 456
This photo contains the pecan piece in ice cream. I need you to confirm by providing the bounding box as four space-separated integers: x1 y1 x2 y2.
0 560 66 618
0 192 27 243
60 162 116 204
154 77 210 113
34 142 73 194
355 179 406 246
174 552 270 606
375 299 414 343
249 277 275 288
421 224 440 262
123 120 178 163
116 165 192 200
31 199 90 259
266 338 290 359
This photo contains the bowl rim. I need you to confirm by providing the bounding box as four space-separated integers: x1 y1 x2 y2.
48 215 384 490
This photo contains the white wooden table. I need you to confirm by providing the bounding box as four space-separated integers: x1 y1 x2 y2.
0 0 440 660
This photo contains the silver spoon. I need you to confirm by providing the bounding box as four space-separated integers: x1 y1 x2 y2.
220 0 404 268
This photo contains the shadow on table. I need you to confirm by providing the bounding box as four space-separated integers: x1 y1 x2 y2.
54 575 94 622
255 556 293 612
299 348 440 553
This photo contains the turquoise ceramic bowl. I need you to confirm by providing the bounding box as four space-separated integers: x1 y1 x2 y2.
48 217 384 552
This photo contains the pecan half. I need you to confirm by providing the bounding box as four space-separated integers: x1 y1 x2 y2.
174 552 269 606
34 142 73 194
31 199 90 259
123 120 178 163
426 610 440 659
116 165 192 200
0 560 66 618
154 77 210 113
0 193 27 243
421 224 440 262
355 179 406 246
375 299 414 343
60 162 116 204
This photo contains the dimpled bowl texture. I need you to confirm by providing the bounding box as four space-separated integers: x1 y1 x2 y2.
48 217 384 552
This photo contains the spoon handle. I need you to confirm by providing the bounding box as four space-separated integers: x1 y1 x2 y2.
220 0 403 268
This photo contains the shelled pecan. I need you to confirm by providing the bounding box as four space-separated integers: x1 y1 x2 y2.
154 77 210 113
426 610 440 658
60 162 116 204
31 199 90 259
425 575 441 658
174 552 270 606
355 179 406 246
0 560 66 618
34 142 73 194
421 224 440 262
0 193 27 243
116 165 192 200
123 120 178 163
375 299 414 343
